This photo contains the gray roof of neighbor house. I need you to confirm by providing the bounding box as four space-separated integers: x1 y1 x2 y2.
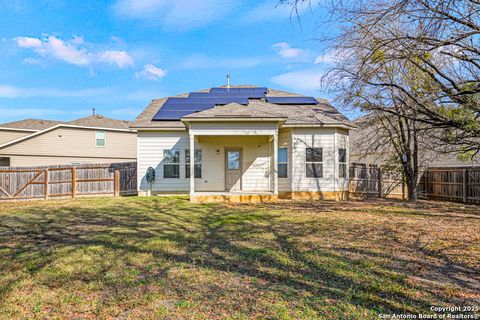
0 119 66 131
131 86 354 129
350 115 480 167
69 115 131 130
0 115 132 131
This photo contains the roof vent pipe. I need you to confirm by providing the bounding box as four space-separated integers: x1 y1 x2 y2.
226 74 231 88
92 108 96 116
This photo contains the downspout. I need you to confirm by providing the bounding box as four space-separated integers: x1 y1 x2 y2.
333 128 337 193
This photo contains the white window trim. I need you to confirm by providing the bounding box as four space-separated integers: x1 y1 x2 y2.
185 149 202 179
338 148 348 179
95 130 106 148
278 147 288 179
306 147 323 178
163 149 181 179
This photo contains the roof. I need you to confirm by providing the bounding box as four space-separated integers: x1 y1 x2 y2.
69 115 131 130
350 115 480 167
131 86 354 129
0 119 66 131
0 115 131 131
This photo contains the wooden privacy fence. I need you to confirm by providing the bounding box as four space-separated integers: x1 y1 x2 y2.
0 162 137 201
418 166 480 204
348 163 405 198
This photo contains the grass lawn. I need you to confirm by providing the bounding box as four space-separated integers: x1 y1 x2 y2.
0 197 479 319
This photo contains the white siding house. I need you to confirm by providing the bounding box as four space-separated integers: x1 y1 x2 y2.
132 86 354 203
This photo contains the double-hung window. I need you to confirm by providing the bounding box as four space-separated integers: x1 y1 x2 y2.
278 147 288 178
95 131 106 147
306 147 323 178
185 149 202 178
163 150 180 178
338 148 347 178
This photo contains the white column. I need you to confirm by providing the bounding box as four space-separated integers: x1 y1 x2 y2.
189 134 195 196
273 131 279 195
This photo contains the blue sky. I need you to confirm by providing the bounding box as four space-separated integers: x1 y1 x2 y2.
0 0 335 123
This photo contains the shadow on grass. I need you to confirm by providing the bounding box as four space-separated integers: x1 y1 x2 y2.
0 196 478 318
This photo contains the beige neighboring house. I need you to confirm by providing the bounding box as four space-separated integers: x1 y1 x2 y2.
0 115 137 167
132 86 355 203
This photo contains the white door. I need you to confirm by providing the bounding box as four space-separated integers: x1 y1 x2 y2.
225 148 242 191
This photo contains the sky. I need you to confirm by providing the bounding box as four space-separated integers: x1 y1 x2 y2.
0 0 336 123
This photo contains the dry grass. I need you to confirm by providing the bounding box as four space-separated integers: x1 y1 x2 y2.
0 197 478 319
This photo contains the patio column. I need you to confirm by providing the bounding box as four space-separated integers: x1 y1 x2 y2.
189 133 195 196
273 131 279 195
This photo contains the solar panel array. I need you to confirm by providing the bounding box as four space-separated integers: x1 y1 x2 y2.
266 97 318 105
151 87 318 121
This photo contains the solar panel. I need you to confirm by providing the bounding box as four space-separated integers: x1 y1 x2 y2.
166 97 248 105
266 97 318 105
152 109 202 121
189 91 266 99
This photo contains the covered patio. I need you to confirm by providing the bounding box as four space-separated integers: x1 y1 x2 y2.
183 111 286 203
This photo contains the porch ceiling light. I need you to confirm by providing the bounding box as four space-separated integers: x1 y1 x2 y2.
216 149 220 155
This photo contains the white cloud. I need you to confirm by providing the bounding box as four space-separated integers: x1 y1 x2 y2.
135 64 167 81
14 35 134 69
0 84 113 98
113 0 237 31
270 67 327 93
272 42 305 59
177 54 265 69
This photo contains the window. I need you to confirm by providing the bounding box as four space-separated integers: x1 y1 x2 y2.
163 150 180 178
306 148 323 178
339 148 347 178
278 147 288 178
185 149 202 178
0 157 10 167
95 131 106 147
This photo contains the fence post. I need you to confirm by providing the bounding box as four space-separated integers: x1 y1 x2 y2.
44 169 49 200
71 167 76 198
463 168 468 203
378 166 383 198
114 170 120 196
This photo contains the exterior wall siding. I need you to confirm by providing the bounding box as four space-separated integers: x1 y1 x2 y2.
0 127 136 159
0 130 32 145
137 126 349 195
292 127 337 192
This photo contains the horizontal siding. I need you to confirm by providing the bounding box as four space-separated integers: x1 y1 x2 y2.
137 131 190 192
5 155 134 167
292 128 336 192
190 122 277 136
0 130 31 145
0 127 136 159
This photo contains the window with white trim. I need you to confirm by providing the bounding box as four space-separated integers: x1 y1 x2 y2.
95 131 106 147
339 148 347 178
185 149 202 178
306 147 323 178
163 150 180 178
278 147 288 178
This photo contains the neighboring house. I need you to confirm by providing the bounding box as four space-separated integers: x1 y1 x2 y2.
131 86 355 203
0 115 137 167
350 116 480 167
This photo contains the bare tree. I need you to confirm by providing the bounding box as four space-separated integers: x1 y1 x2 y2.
284 0 480 156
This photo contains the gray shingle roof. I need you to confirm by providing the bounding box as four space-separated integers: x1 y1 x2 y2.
131 87 354 129
0 115 132 131
0 119 66 131
69 115 131 130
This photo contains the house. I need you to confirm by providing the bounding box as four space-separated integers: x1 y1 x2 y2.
0 114 137 167
349 115 480 168
131 86 355 203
